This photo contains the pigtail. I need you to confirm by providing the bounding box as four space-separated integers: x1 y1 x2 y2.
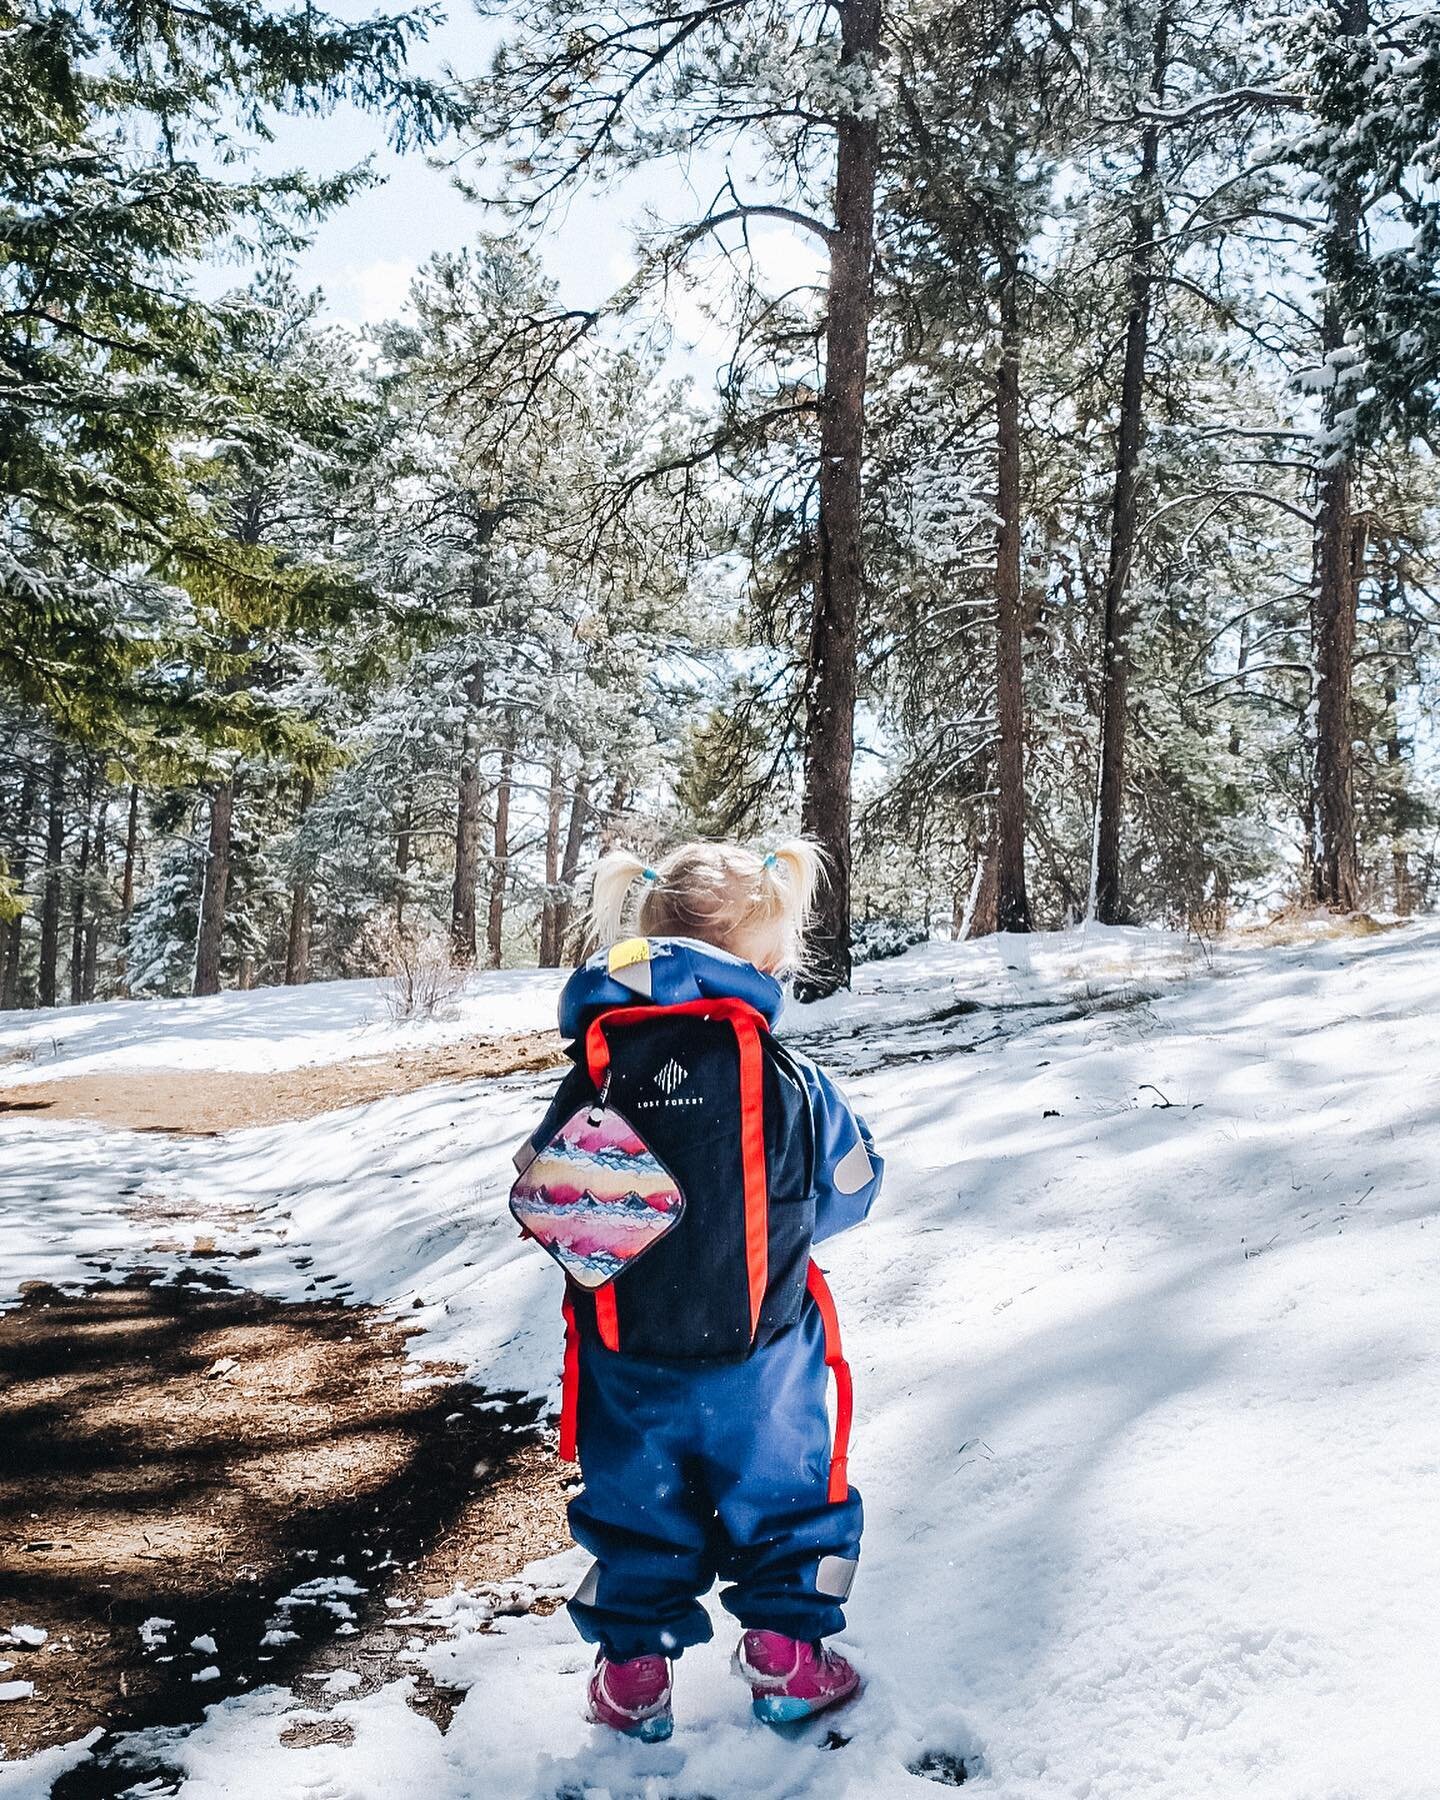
760 837 828 972
585 850 648 953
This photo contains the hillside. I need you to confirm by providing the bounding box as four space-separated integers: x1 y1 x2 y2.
2 920 1437 1799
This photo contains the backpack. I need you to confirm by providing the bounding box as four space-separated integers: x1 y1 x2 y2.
511 993 816 1363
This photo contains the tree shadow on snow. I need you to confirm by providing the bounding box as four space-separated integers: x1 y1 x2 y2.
0 1271 556 1796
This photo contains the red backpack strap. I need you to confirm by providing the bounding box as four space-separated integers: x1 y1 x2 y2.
592 1282 620 1351
584 997 771 1342
559 1286 616 1463
805 1260 853 1505
559 1289 581 1462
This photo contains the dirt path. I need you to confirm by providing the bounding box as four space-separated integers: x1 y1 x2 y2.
0 1271 569 1781
0 1030 565 1135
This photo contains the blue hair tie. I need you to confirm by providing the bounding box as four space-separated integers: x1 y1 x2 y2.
641 866 659 883
762 852 778 869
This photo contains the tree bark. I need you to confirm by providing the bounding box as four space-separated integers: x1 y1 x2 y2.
450 666 486 965
1311 427 1362 916
68 769 93 1006
994 220 1031 934
82 797 106 1003
192 781 234 997
1310 0 1368 912
486 744 513 969
37 745 65 1009
553 772 590 964
2 766 38 1010
115 782 140 997
538 756 565 968
284 774 316 986
967 838 1000 940
1093 12 1169 926
395 792 412 931
1384 680 1410 914
120 784 139 915
599 774 628 853
797 0 882 999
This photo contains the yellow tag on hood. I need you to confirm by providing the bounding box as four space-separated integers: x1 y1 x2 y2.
608 937 651 974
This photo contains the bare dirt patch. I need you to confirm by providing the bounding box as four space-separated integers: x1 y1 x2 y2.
1232 908 1410 947
0 1271 570 1773
0 1029 565 1135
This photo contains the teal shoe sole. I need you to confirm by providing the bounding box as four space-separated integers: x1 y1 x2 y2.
753 1694 819 1726
627 1713 674 1743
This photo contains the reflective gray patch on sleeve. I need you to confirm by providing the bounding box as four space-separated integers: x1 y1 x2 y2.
815 1554 858 1599
572 1561 601 1608
832 1138 875 1196
513 1137 538 1175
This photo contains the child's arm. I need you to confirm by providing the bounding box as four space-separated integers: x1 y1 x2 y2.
794 1058 885 1243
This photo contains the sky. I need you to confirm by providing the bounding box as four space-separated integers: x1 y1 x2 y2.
227 5 623 327
229 0 823 386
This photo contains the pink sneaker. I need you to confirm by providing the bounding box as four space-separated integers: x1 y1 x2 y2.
587 1651 674 1742
734 1629 861 1725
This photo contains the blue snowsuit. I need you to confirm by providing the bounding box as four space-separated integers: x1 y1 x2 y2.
531 938 884 1662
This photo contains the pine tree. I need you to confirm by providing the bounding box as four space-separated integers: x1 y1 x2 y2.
464 0 891 992
1279 0 1440 907
1 0 460 741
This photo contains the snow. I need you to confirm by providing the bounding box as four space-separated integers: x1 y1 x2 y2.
3 921 1440 1795
0 1730 102 1798
0 966 566 1086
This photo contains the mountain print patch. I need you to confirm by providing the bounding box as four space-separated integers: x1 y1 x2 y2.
509 1104 685 1288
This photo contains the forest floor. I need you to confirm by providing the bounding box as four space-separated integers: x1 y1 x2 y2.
0 1273 568 1773
2 918 1437 1800
0 1030 563 1134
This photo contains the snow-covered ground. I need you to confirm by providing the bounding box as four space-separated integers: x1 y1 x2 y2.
3 920 1439 1798
0 965 568 1085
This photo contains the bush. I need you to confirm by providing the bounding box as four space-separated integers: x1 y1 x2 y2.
383 925 466 1023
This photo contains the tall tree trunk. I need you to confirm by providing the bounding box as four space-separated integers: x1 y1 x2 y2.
1228 613 1251 759
450 666 486 966
1310 0 1367 912
115 782 140 997
538 756 565 968
68 767 93 1006
2 766 38 1010
1312 435 1362 916
1093 12 1169 926
552 772 590 964
1384 680 1410 914
994 218 1031 934
954 850 987 942
967 837 1000 940
82 797 106 1003
37 745 65 1009
120 784 139 914
486 744 513 969
284 774 316 986
395 793 412 931
797 0 881 999
192 780 234 997
599 774 628 853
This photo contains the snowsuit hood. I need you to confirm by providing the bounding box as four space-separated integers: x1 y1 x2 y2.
557 936 786 1041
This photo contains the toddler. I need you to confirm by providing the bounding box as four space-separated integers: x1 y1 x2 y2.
511 840 883 1740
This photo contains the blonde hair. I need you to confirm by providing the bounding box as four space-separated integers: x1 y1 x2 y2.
586 839 827 976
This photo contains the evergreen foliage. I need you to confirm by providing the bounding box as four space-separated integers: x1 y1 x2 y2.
3 0 1439 1009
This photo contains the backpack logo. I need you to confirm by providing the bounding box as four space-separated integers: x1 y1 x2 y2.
639 1055 704 1110
655 1057 687 1095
